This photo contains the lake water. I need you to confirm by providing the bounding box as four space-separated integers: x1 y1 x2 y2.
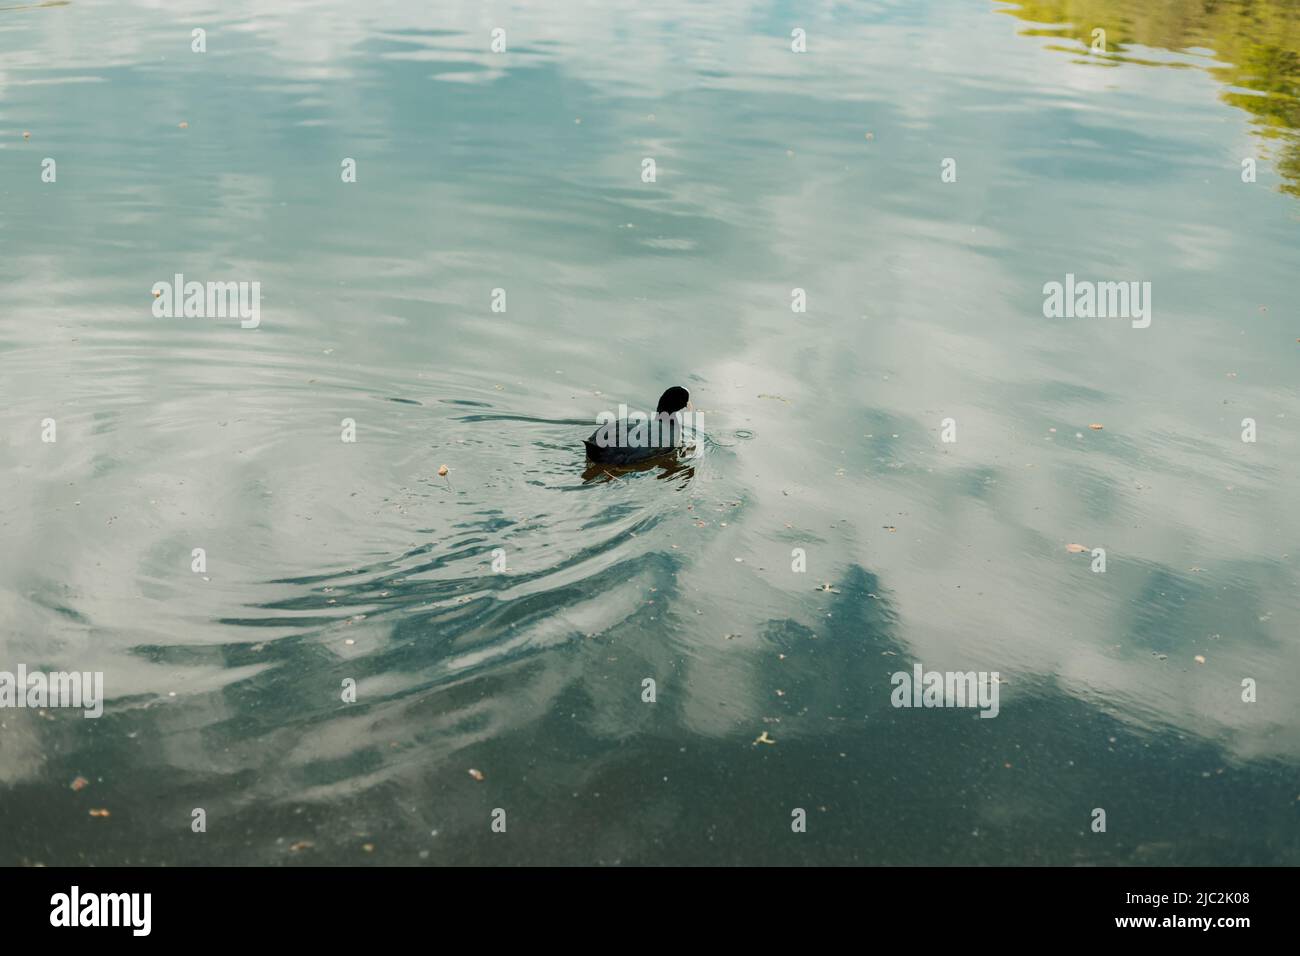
1 0 1297 865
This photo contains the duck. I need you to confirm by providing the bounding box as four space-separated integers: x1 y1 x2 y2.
583 386 690 466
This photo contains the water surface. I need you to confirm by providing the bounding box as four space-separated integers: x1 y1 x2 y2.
1 0 1298 865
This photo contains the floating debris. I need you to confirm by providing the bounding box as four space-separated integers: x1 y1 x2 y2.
1088 423 1104 430
88 808 110 818
753 731 776 746
289 840 314 852
178 121 188 129
1194 655 1206 664
437 465 448 476
22 131 30 140
70 776 89 792
468 768 485 781
816 583 840 593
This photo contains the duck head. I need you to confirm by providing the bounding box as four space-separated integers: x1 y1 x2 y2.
656 386 690 414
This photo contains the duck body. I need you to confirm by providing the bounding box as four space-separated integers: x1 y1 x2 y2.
583 418 681 465
583 386 690 466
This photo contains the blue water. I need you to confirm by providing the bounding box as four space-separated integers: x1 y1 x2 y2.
1 0 1297 865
